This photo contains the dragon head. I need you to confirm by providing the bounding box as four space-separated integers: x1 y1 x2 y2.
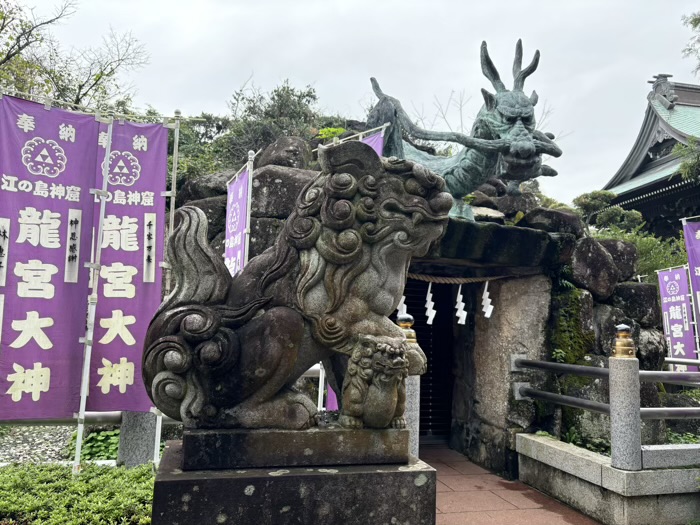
475 40 560 183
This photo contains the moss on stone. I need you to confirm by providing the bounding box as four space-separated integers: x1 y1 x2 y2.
548 288 595 364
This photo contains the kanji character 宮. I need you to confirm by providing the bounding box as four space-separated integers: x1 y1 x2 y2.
100 262 137 298
14 260 59 298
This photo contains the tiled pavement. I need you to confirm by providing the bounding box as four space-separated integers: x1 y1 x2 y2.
420 445 601 525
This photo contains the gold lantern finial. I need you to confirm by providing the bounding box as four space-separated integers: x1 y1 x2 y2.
397 313 417 343
613 324 636 358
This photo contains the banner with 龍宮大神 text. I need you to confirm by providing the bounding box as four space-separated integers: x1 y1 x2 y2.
657 267 698 371
0 96 99 420
225 168 250 276
86 121 167 412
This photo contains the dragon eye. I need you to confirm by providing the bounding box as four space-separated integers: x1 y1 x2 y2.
505 115 518 125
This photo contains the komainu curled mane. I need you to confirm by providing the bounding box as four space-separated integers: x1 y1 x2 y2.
143 141 452 430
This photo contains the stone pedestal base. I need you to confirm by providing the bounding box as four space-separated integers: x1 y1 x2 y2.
152 441 436 525
182 427 409 470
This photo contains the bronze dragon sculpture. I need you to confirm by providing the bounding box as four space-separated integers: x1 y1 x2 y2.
368 40 563 219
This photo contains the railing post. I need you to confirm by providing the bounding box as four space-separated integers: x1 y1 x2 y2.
397 312 421 459
609 324 642 471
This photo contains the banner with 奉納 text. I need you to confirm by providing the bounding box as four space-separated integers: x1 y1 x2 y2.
657 268 698 371
0 95 99 420
225 168 250 276
86 121 167 412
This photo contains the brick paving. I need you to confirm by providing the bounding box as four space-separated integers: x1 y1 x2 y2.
420 445 601 525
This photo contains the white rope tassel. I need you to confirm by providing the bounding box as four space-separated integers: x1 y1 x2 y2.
425 282 436 325
455 285 467 325
482 281 494 318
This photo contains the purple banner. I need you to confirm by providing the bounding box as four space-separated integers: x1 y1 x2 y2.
86 121 167 412
658 268 698 371
361 131 384 156
683 221 700 315
225 169 250 276
0 96 98 420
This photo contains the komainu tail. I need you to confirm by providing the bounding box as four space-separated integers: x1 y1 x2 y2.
142 206 268 426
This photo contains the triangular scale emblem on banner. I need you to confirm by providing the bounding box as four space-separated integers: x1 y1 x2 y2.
34 148 54 164
113 160 128 174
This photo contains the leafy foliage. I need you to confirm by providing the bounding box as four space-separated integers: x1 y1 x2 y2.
0 1 147 109
561 427 611 455
63 429 120 461
667 430 700 445
673 137 700 183
214 80 320 166
0 463 153 524
520 180 575 211
317 127 346 140
594 206 644 231
593 225 687 278
551 348 567 363
683 12 700 75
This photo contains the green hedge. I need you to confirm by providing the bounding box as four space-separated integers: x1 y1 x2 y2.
0 464 153 525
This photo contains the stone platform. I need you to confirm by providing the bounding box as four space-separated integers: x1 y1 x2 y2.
181 427 409 470
152 441 436 525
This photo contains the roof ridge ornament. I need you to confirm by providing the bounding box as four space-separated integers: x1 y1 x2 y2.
649 74 678 110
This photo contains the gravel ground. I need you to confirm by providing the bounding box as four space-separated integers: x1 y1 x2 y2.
0 425 74 463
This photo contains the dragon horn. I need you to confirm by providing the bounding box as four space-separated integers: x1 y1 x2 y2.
481 41 506 93
513 41 540 91
512 39 523 81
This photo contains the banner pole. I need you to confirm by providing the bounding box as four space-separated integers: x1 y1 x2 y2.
153 408 163 465
243 150 255 267
163 110 181 296
73 115 115 475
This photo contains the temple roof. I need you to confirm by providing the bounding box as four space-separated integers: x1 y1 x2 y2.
604 75 700 195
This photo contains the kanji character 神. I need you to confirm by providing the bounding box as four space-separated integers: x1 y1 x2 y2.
6 362 50 402
97 357 134 394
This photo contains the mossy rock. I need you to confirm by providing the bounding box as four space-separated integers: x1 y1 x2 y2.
548 288 596 364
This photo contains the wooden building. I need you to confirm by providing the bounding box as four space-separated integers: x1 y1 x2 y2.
603 74 700 237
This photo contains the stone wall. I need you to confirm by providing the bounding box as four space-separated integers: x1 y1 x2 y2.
450 275 552 477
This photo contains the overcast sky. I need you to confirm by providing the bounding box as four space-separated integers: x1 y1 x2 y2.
29 0 700 204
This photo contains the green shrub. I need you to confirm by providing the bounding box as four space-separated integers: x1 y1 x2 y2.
317 127 346 140
0 463 153 524
667 430 700 445
63 430 120 461
593 225 687 278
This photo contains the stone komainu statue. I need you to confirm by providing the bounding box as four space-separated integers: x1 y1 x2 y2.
143 141 452 430
368 40 563 219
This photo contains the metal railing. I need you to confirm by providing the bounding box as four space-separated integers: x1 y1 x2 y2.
513 325 700 471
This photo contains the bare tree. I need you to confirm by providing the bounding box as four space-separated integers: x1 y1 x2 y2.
0 0 75 68
32 29 148 107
